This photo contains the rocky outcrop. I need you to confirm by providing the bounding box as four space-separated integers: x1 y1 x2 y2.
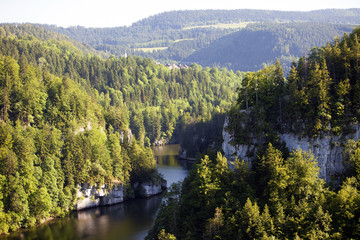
222 116 360 182
153 138 168 146
222 117 253 162
75 179 167 210
179 149 196 161
120 129 132 144
133 179 167 198
76 183 124 210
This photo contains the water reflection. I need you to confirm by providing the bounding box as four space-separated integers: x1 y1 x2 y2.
4 195 163 240
74 195 163 240
3 144 189 240
153 144 191 186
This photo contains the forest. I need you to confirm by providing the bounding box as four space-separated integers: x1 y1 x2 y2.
1 14 360 239
146 27 360 240
184 22 354 72
39 9 360 71
0 24 243 234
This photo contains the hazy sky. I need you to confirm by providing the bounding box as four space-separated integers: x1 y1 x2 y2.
0 0 360 28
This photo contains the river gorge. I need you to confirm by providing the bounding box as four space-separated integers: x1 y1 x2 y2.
2 144 189 240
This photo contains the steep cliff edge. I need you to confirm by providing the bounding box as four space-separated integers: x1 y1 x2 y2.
75 180 167 210
222 117 360 182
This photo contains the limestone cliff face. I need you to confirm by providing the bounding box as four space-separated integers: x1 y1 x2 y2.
222 117 252 162
75 180 167 210
222 117 360 182
75 183 124 210
133 179 167 198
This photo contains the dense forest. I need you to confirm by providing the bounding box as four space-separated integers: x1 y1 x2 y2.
229 27 360 141
0 24 243 234
39 9 360 71
0 24 242 145
184 23 354 72
146 27 360 240
1 11 360 239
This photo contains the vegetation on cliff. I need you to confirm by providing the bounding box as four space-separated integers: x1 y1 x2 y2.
228 26 360 144
147 26 360 240
148 143 360 239
40 9 360 72
0 24 243 234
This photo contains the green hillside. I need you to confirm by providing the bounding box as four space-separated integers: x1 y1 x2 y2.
147 26 360 240
0 24 244 234
185 22 355 72
38 9 360 71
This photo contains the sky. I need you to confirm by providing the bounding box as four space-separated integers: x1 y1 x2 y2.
0 0 360 28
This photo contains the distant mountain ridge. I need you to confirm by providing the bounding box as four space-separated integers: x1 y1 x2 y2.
133 9 360 29
184 22 355 72
35 9 360 71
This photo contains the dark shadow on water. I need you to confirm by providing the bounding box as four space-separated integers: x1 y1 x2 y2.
3 144 189 240
4 195 164 240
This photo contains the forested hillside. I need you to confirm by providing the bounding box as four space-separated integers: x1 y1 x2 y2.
229 27 360 141
0 24 242 145
146 26 360 240
0 36 155 234
185 23 354 72
0 24 243 234
39 9 360 71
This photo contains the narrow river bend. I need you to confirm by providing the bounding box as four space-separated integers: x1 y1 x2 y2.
3 144 189 240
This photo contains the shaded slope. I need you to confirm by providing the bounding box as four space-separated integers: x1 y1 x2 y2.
36 9 360 69
184 23 355 72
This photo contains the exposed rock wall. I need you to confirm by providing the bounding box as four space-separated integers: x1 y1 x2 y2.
75 183 124 210
133 179 167 198
75 180 166 210
222 116 360 182
222 117 252 162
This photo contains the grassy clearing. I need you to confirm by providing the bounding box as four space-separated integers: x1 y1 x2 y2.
133 39 194 51
173 38 195 43
183 22 253 30
134 47 168 52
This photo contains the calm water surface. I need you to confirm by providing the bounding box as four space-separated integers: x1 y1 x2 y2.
3 144 189 240
154 144 190 186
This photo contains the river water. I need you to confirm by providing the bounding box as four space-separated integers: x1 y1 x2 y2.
3 144 189 240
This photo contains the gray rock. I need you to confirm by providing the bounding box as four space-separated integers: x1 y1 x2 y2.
75 183 124 210
75 180 166 210
222 116 360 182
133 180 167 198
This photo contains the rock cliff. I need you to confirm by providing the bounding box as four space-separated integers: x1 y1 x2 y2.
75 180 166 210
75 183 124 210
133 179 167 198
222 117 360 182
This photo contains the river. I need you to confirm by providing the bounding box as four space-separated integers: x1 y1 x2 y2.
3 144 189 240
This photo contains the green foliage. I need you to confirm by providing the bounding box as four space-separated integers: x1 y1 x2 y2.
343 139 360 182
146 183 182 240
0 25 242 146
30 187 52 221
228 27 360 140
149 145 359 239
0 24 242 234
157 229 177 240
37 10 360 72
147 26 360 240
0 27 170 234
330 177 360 239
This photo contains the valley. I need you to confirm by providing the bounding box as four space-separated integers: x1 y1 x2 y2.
1 7 360 240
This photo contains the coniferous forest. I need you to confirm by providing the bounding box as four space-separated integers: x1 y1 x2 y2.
0 11 360 240
146 27 360 240
42 9 360 72
0 24 241 234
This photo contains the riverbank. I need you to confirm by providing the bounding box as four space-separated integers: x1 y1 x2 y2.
76 179 167 210
1 144 188 240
